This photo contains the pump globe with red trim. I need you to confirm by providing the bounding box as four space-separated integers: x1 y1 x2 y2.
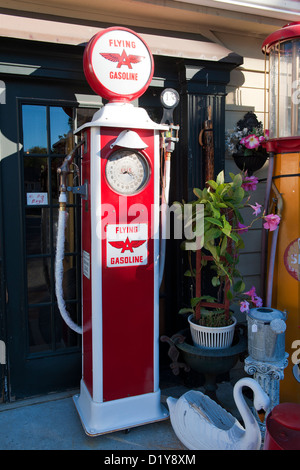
83 26 154 103
262 22 300 153
262 22 300 54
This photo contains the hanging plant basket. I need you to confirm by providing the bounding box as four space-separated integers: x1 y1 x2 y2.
233 151 267 175
188 314 237 349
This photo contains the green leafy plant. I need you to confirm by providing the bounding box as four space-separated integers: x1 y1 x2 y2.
178 171 277 327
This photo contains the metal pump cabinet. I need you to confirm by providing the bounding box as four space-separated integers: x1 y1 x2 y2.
67 27 175 435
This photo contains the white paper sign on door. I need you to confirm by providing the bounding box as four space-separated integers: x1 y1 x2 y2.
27 192 48 206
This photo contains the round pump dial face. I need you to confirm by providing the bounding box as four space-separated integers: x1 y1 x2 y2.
160 88 180 109
105 149 150 195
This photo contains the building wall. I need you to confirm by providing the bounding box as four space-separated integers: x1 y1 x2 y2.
225 40 269 315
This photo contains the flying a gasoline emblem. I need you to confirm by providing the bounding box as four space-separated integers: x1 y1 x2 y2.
109 237 146 253
106 223 148 267
100 50 145 69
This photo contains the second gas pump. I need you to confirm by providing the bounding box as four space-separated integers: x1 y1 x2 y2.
56 26 179 435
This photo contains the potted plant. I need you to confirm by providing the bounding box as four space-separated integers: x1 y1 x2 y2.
225 112 269 175
178 170 280 349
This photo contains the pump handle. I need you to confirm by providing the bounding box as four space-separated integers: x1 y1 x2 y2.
57 139 85 193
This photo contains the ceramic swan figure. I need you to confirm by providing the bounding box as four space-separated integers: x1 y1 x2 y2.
167 377 270 450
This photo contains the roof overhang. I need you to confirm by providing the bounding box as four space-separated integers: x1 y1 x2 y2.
0 13 241 65
173 0 300 21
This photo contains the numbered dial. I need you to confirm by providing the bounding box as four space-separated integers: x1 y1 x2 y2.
160 88 179 109
105 150 150 195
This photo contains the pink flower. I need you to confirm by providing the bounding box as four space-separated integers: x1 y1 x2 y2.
249 202 262 216
243 134 260 149
244 286 263 308
237 222 248 233
242 176 259 191
244 286 257 298
253 296 263 307
240 300 250 313
263 214 281 231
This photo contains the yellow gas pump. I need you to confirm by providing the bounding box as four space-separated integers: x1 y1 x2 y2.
263 22 300 403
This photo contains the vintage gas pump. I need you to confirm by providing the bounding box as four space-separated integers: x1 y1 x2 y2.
56 27 180 435
262 22 300 403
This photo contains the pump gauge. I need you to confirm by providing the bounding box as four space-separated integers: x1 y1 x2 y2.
160 88 180 109
105 149 150 195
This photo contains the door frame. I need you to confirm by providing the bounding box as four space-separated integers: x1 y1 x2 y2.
1 75 102 400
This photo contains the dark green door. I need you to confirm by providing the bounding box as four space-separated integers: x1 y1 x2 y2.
1 75 101 400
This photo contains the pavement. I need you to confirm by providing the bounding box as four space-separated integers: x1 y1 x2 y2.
0 362 248 451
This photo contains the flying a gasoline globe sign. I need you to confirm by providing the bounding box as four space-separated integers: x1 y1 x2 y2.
83 27 154 102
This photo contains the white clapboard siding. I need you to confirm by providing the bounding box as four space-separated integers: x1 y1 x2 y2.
225 56 269 316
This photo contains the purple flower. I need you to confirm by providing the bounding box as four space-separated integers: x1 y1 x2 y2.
242 176 259 191
237 222 248 233
253 296 263 307
240 300 250 313
249 202 262 216
243 286 263 308
244 286 257 298
263 214 281 231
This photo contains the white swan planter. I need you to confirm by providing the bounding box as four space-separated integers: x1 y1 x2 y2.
167 377 270 450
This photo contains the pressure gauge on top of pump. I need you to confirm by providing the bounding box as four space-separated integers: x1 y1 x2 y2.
160 88 180 109
160 88 180 126
105 149 150 195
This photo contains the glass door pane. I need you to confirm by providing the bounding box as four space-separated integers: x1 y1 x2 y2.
22 105 47 154
22 103 81 355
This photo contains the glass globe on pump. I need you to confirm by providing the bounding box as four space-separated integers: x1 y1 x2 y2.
262 22 300 152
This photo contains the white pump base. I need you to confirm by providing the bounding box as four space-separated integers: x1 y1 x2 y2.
73 381 169 436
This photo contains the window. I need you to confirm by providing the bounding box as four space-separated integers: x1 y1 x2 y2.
22 103 93 354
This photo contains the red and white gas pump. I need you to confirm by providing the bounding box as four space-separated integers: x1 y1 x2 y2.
55 27 179 435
